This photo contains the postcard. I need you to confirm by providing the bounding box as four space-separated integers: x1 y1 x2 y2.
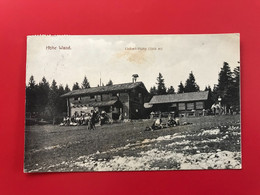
24 34 241 172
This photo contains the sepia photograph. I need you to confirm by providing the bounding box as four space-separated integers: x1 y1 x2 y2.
24 34 241 172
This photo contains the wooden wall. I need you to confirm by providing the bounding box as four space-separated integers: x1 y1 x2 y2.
118 92 130 119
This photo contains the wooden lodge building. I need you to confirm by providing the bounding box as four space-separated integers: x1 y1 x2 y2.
61 82 150 120
148 91 209 117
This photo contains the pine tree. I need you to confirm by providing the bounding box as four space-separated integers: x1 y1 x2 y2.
231 66 240 110
81 76 90 89
213 62 241 113
212 84 219 104
218 62 232 93
47 80 60 124
106 79 113 86
184 71 200 92
36 77 50 116
233 66 240 84
177 82 185 93
204 85 214 109
26 75 37 113
73 82 80 90
57 85 67 114
28 75 36 88
156 73 166 95
167 86 175 94
217 62 233 107
150 86 157 95
64 84 70 93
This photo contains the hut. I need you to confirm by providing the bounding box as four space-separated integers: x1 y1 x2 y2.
148 91 209 117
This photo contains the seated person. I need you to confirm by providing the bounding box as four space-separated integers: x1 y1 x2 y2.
155 118 162 126
149 118 163 130
167 115 176 127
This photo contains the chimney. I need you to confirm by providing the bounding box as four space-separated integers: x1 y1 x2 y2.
132 74 139 83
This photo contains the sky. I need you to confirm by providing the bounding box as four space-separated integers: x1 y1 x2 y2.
26 34 240 91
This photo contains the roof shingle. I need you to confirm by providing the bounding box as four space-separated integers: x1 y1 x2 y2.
61 82 147 98
149 91 209 104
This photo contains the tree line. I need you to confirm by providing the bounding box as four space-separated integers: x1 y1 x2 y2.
149 71 200 95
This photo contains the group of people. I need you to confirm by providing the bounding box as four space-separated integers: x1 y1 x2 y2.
210 103 235 115
60 110 110 130
146 114 180 131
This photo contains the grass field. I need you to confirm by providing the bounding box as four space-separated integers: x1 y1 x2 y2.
24 115 241 172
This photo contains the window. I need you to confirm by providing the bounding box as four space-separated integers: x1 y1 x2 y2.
90 95 95 99
95 95 101 101
171 103 177 107
196 101 204 109
178 103 185 110
187 103 194 110
102 94 110 101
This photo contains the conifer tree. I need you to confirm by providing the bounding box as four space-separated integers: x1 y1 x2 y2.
184 71 200 92
57 85 67 114
150 86 157 95
28 75 36 88
64 84 70 93
156 73 167 95
204 85 214 109
73 82 80 90
37 77 50 116
106 79 113 86
167 86 175 94
230 66 240 109
47 80 60 124
81 76 90 89
217 62 233 107
177 82 185 93
218 62 232 93
26 75 37 113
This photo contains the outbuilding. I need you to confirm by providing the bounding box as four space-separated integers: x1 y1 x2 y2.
148 91 209 117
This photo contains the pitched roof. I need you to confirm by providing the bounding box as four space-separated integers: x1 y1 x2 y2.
61 82 147 98
149 91 209 104
71 100 118 107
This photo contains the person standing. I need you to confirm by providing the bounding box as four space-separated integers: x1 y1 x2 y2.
90 110 96 130
86 113 91 130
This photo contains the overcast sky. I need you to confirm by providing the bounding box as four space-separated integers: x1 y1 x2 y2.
26 34 240 90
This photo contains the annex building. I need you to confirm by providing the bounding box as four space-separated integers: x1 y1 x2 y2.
148 91 209 116
61 82 149 120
